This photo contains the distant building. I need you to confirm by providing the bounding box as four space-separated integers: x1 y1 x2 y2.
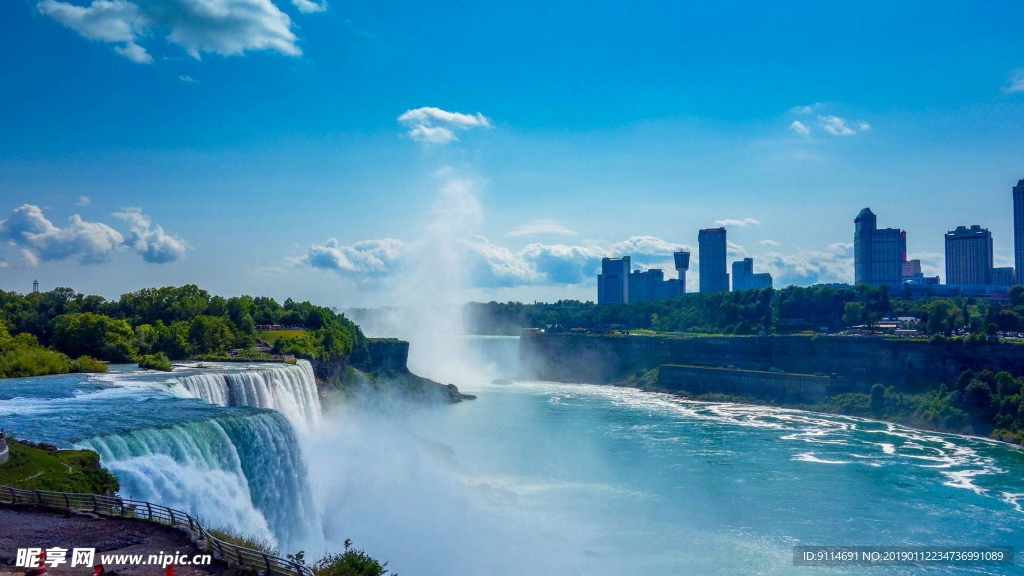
904 274 940 286
945 225 993 286
698 228 729 293
901 259 922 279
731 257 772 291
597 256 630 304
674 251 690 294
32 280 39 293
1014 178 1024 285
629 268 683 302
854 208 906 286
992 267 1015 287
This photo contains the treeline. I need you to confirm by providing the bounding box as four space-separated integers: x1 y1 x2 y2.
0 285 367 376
466 284 1024 336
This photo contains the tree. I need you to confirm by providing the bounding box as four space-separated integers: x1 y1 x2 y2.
842 302 864 326
870 383 886 413
51 312 137 363
187 316 235 355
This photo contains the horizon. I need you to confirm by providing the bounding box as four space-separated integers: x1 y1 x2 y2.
2 0 1024 308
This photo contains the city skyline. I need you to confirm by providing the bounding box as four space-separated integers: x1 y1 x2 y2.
2 1 1024 306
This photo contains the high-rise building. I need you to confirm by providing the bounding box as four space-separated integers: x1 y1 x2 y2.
629 268 683 302
731 258 773 291
901 259 922 279
945 225 993 286
674 251 690 294
698 228 729 293
32 280 39 293
992 267 1015 287
1014 178 1024 285
597 256 630 304
854 208 906 286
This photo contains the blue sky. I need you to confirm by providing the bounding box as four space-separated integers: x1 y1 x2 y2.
1 0 1023 306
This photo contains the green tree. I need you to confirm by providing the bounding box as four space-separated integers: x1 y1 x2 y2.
51 312 137 363
187 316 236 355
842 302 864 326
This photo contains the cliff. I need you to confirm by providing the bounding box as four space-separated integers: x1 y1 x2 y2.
520 333 1024 391
311 338 473 404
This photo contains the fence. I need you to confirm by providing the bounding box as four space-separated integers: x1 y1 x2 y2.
0 485 313 576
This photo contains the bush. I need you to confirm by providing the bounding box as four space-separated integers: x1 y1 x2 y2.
70 356 107 373
206 529 277 555
138 352 173 372
312 540 393 576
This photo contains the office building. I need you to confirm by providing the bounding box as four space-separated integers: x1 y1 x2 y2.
901 259 922 279
731 258 772 291
698 228 729 293
674 251 690 294
945 225 993 286
1014 179 1024 285
629 268 683 302
992 267 1015 287
854 208 906 286
597 256 630 304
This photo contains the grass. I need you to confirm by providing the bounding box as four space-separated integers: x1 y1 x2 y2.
206 528 278 555
258 330 307 344
0 438 119 494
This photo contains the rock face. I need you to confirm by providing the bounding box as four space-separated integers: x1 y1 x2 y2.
520 333 1024 390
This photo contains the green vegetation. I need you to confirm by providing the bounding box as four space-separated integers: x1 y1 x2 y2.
258 330 307 344
0 285 367 377
467 283 1024 337
206 528 278 556
312 540 395 576
0 437 119 494
0 321 107 378
138 352 173 371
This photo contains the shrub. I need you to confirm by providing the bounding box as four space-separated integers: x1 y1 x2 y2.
70 356 107 373
312 540 393 576
138 352 173 372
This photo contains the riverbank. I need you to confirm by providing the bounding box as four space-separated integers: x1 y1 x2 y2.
0 438 119 494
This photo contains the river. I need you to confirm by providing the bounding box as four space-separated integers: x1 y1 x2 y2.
2 338 1023 574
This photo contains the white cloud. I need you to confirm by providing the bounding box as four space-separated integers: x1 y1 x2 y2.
714 218 760 228
38 0 306 64
789 120 810 135
818 115 869 137
305 238 405 279
178 75 197 83
759 239 780 247
507 220 577 238
1004 69 1024 94
291 0 326 12
754 244 854 287
397 107 491 144
75 195 91 206
114 207 188 263
789 103 819 114
0 204 123 266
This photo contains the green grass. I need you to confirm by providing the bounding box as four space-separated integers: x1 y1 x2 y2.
258 330 307 344
0 439 119 494
206 528 278 555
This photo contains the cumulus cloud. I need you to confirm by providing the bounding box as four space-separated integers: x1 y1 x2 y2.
789 120 810 135
305 237 405 279
754 242 854 287
0 204 123 266
397 107 491 144
1004 69 1024 94
291 0 325 12
114 207 188 263
75 195 91 206
38 0 307 64
179 75 197 83
760 239 780 247
506 220 577 238
818 115 869 136
714 218 760 228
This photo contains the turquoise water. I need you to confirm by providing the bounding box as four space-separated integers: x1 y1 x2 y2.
3 344 1024 574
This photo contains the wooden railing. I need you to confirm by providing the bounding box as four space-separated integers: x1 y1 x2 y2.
0 485 312 576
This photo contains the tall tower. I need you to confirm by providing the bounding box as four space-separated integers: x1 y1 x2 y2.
945 225 993 286
1014 179 1024 285
597 256 630 304
673 251 690 293
698 228 729 293
854 208 905 286
32 280 39 293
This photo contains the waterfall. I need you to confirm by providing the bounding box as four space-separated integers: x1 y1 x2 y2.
173 360 321 430
77 412 319 553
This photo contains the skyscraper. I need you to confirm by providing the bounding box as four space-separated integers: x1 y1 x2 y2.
1014 178 1024 285
628 268 682 302
698 228 729 293
597 256 630 304
673 251 690 294
944 225 993 286
731 257 772 291
854 208 906 286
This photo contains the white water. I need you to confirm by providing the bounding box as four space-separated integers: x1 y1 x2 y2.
171 360 321 431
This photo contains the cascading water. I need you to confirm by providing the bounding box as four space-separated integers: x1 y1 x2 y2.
77 411 319 553
173 360 321 430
